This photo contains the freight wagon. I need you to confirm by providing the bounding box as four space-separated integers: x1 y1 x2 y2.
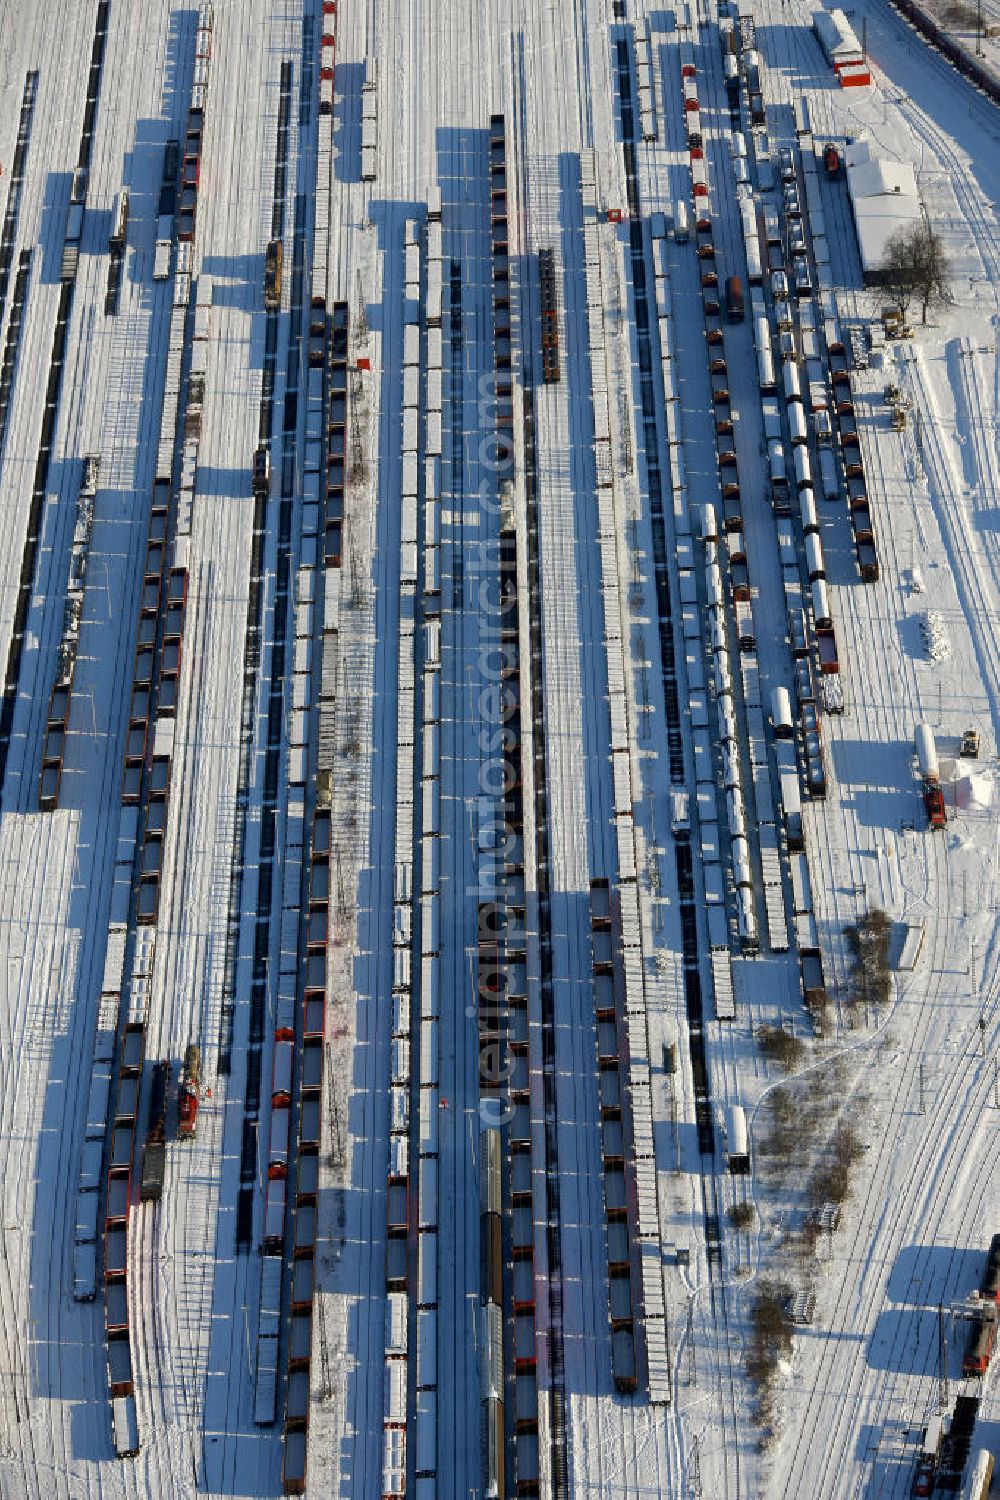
140 1060 169 1202
264 238 283 310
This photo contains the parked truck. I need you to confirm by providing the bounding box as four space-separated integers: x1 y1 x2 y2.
178 1044 201 1138
725 1105 750 1173
725 274 745 322
915 722 946 829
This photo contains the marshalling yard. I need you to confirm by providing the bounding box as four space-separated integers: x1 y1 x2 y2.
0 0 998 1496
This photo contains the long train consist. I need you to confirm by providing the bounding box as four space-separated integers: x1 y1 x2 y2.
890 0 1000 108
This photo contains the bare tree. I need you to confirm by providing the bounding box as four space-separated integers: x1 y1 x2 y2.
880 226 918 322
880 221 952 325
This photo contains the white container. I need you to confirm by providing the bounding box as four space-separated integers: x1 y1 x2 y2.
783 360 802 404
794 444 812 491
757 342 776 392
804 531 825 582
771 686 793 736
812 577 832 628
914 723 939 782
731 837 752 888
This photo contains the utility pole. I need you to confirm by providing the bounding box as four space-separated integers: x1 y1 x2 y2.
938 1304 949 1411
976 0 984 56
918 1060 926 1115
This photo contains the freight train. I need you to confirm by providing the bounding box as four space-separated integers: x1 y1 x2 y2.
891 0 1000 107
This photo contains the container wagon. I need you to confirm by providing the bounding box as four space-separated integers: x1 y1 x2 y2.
264 237 283 310
110 189 129 252
781 771 804 850
140 1060 170 1202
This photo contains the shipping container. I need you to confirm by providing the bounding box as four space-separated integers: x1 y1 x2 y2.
264 238 283 310
725 274 744 321
804 532 825 582
771 686 793 737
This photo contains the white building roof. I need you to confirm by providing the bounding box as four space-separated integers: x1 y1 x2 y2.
850 194 923 275
845 144 921 275
812 7 862 60
845 139 874 168
850 158 918 199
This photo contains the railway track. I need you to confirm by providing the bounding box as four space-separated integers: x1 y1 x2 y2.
517 18 638 1484
780 825 964 1498
862 1036 1000 1496
905 348 1000 726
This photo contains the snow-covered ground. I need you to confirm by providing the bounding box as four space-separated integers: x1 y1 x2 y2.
0 0 998 1495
